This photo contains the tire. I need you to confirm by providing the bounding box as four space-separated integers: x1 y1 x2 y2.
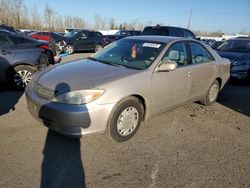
10 65 36 90
107 97 143 142
94 44 103 52
66 45 74 54
200 80 220 106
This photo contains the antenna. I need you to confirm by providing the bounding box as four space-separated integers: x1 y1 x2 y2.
188 10 193 29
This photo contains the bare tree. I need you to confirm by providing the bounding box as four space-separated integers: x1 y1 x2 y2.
44 4 55 31
0 0 11 25
94 15 107 30
72 17 86 28
31 6 42 30
109 18 116 29
11 0 23 28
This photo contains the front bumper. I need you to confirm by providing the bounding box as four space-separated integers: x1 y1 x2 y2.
231 65 249 79
25 86 115 137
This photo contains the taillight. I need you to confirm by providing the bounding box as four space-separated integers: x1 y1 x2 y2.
38 45 49 49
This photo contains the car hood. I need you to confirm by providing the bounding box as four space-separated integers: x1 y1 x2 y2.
217 51 250 62
36 59 138 93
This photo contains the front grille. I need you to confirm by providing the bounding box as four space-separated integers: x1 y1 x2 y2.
34 83 55 99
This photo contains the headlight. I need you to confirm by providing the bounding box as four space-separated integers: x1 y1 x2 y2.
52 89 105 104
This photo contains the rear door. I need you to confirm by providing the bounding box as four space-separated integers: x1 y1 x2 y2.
8 35 41 66
74 31 94 50
0 34 15 63
0 34 15 83
151 42 192 114
187 42 217 99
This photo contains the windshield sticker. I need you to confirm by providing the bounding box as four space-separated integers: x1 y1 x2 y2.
142 43 161 48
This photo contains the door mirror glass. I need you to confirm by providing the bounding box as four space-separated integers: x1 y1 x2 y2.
157 61 177 72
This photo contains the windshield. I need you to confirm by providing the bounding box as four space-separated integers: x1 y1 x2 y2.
217 40 250 53
91 39 165 70
64 31 78 38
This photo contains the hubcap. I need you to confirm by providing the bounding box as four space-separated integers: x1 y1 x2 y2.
14 70 33 88
66 46 73 54
95 45 102 52
208 83 219 102
117 107 139 136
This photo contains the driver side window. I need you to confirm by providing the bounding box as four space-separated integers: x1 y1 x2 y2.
161 42 188 67
78 33 87 40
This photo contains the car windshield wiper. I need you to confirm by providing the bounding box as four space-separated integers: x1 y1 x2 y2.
88 57 123 67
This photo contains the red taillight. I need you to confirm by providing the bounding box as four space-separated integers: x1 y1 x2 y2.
39 45 49 49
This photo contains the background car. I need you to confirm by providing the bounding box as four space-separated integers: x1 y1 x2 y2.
142 25 196 39
26 36 230 142
64 30 104 54
103 30 141 46
31 31 67 42
0 29 54 90
210 40 224 49
217 38 250 80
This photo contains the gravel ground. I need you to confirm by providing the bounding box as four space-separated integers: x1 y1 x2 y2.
0 53 249 188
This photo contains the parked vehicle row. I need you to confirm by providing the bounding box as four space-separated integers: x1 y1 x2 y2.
30 30 104 54
0 29 54 90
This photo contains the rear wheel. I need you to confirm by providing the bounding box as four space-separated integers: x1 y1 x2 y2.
95 44 103 52
10 65 36 90
66 45 74 54
200 80 220 106
107 97 143 142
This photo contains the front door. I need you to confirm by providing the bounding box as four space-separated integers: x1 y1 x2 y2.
151 42 192 115
74 32 95 50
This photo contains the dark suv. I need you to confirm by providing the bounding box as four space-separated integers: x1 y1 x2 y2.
0 29 54 90
64 30 104 54
103 30 141 46
142 25 196 39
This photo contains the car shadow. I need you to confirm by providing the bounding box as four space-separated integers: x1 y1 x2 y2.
0 90 24 116
217 80 250 117
41 130 86 188
39 82 89 188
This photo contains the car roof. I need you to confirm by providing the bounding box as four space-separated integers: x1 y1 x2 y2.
144 25 191 31
228 38 250 42
124 35 189 43
0 29 17 35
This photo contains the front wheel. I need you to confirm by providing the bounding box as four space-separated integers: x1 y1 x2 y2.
200 80 220 106
107 97 143 142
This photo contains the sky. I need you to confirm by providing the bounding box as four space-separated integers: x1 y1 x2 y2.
24 0 250 33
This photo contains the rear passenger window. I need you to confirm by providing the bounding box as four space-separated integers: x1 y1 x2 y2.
161 42 188 67
189 42 215 64
9 35 32 45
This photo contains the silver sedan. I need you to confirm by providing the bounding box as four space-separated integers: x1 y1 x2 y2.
25 36 230 142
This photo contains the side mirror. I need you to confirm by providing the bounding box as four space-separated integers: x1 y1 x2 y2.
157 61 177 72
